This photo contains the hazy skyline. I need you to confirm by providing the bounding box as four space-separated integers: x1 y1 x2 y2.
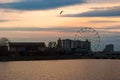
0 0 120 51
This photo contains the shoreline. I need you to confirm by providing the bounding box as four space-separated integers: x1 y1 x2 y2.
0 55 120 61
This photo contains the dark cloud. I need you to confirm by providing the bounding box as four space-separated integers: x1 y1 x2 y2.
1 27 104 33
0 26 120 33
0 27 79 32
0 19 11 22
89 20 120 23
96 25 120 29
91 7 109 10
63 6 120 17
0 19 18 22
0 0 85 10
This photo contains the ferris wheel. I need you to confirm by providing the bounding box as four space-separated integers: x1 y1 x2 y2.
74 27 100 51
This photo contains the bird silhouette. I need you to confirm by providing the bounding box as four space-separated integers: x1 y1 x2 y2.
60 11 64 15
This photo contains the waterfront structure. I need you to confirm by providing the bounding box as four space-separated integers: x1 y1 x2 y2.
57 38 91 53
9 42 46 52
0 37 91 57
0 38 9 56
0 45 8 56
103 44 114 53
62 39 73 51
57 38 62 48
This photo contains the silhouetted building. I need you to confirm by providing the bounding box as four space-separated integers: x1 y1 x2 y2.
73 40 91 53
0 38 9 56
9 42 46 55
81 40 91 50
62 39 73 51
57 38 91 53
57 38 62 48
103 44 114 53
0 46 9 56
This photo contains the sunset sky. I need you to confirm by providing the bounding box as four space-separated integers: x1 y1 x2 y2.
0 0 120 51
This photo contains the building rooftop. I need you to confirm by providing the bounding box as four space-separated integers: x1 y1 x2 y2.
9 42 46 47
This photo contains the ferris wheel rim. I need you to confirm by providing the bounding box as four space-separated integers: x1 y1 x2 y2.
74 27 100 51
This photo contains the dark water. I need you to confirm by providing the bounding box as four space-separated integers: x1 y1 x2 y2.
0 59 120 80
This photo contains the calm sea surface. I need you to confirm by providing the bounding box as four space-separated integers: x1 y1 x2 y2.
0 59 120 80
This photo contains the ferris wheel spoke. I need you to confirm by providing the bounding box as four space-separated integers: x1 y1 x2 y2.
74 27 100 51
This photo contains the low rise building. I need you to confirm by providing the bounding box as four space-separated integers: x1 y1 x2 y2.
103 44 114 53
9 42 46 52
0 46 9 56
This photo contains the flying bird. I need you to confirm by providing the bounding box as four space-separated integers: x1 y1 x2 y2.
60 11 64 15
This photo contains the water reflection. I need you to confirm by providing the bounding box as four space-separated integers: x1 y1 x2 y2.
0 60 120 80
